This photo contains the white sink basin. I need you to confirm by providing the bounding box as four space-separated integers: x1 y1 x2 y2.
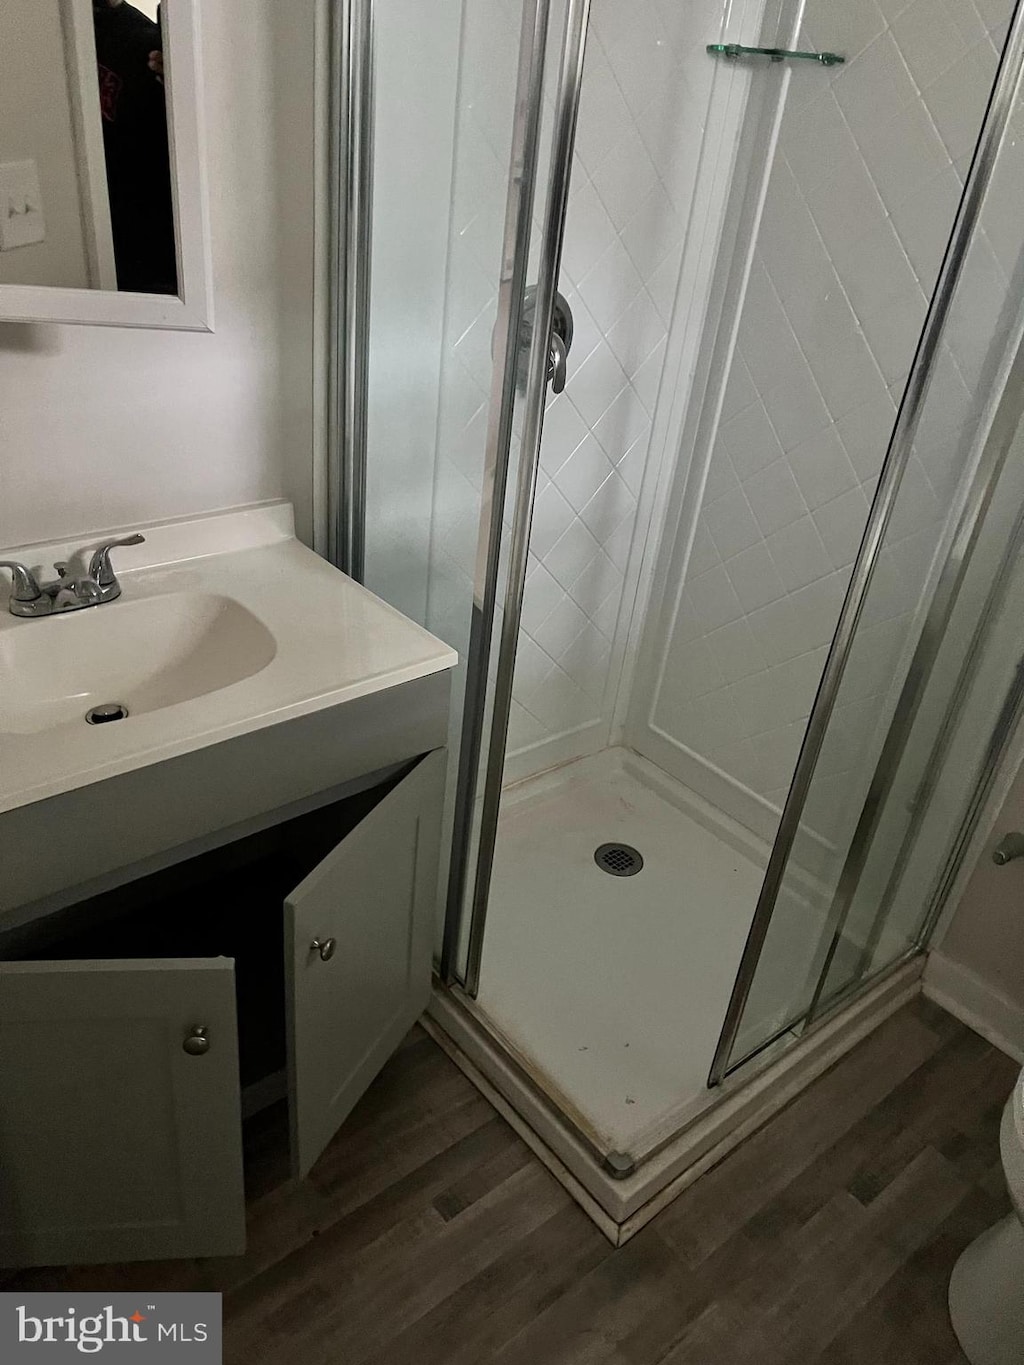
0 592 277 736
0 503 457 813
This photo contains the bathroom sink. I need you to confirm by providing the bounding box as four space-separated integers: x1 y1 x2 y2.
0 592 277 736
0 502 457 814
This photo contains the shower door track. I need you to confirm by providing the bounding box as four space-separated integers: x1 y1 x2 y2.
433 979 613 1172
427 956 924 1242
438 946 923 1170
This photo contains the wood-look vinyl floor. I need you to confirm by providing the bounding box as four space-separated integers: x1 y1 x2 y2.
5 997 1017 1363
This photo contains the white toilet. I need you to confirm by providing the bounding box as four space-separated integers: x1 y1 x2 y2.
949 1065 1024 1365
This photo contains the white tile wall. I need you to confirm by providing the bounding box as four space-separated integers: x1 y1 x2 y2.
426 0 727 778
640 0 1013 847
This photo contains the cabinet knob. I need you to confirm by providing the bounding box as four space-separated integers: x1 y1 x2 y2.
183 1026 210 1056
311 936 337 962
992 832 1024 865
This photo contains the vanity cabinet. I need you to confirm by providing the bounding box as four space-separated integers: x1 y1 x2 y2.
0 958 246 1266
0 750 444 1269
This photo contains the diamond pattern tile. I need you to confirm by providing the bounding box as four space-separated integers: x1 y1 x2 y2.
645 0 1013 844
426 0 1013 815
425 0 724 773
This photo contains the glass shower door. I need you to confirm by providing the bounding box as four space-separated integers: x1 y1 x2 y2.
353 0 555 618
440 0 592 993
711 0 1024 1079
338 0 592 993
343 0 591 990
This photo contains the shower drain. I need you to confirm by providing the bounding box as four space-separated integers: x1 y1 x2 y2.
594 842 644 877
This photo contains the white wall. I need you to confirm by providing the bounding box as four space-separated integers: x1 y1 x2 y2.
629 0 1011 845
0 0 320 551
0 0 91 290
927 758 1024 1061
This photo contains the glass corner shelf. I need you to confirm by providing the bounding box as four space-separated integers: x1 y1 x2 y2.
706 43 845 67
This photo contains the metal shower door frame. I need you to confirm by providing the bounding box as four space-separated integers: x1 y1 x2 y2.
709 0 1024 1085
327 0 375 581
438 0 555 985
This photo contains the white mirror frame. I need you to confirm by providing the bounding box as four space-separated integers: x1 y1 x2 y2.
0 0 212 331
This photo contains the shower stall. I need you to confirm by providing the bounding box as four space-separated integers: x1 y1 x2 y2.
328 0 1024 1236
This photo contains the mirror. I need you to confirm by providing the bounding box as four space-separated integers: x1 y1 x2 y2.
0 0 211 330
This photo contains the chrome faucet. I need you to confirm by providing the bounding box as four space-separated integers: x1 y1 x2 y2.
0 534 145 619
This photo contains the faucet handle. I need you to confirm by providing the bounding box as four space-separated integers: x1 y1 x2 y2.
0 561 42 603
88 533 145 588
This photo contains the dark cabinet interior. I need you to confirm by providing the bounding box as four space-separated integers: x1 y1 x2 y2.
0 767 407 1093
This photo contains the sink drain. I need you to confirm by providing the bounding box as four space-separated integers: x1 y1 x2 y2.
594 842 643 877
86 702 129 725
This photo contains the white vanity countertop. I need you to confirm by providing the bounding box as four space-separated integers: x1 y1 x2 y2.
0 502 457 814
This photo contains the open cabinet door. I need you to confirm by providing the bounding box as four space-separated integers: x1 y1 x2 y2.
0 958 245 1267
286 750 444 1176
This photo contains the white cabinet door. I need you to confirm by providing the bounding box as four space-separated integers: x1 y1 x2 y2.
286 750 444 1176
0 958 245 1267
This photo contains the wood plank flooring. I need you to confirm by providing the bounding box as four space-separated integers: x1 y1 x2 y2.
5 997 1017 1363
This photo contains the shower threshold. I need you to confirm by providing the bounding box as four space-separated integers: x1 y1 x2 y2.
425 956 924 1245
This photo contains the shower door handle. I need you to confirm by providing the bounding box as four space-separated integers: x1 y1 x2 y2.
550 331 568 393
513 286 575 392
547 290 574 393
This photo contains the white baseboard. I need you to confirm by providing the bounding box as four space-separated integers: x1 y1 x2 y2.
924 951 1024 1064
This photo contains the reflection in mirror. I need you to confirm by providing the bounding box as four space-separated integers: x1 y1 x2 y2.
0 0 177 296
